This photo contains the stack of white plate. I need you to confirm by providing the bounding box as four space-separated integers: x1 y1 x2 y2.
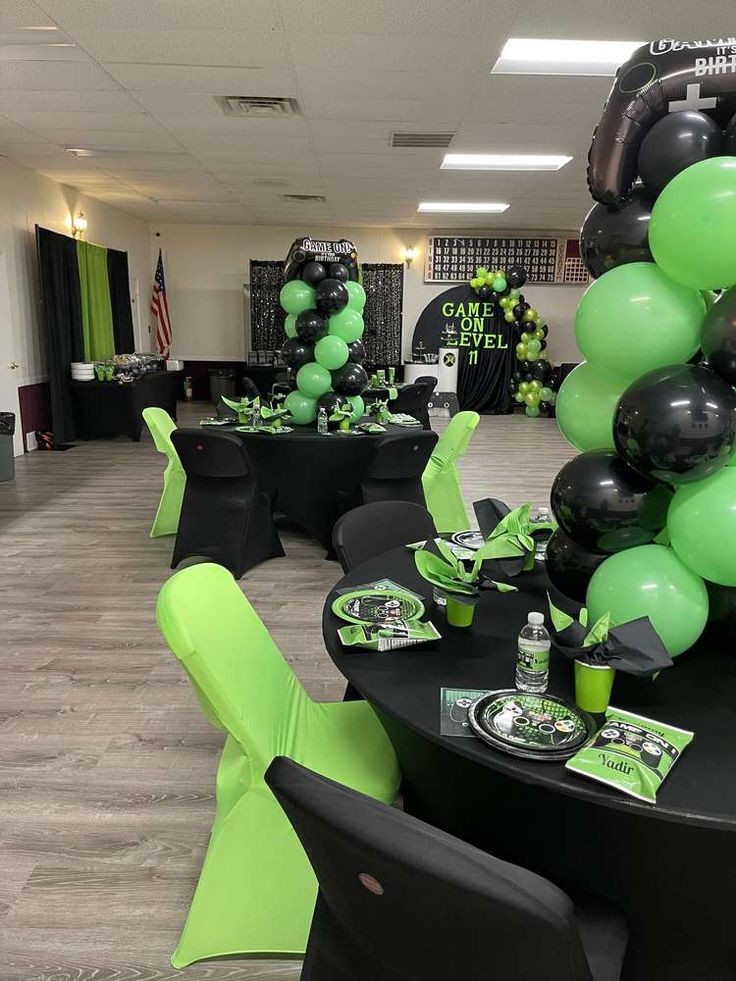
71 362 96 381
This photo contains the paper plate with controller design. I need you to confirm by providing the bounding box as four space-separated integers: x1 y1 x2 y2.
332 580 425 625
450 531 485 551
468 690 595 761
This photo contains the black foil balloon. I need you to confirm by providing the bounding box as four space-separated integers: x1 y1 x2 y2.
506 265 527 288
346 339 366 364
638 110 722 197
701 287 736 386
317 392 349 417
328 262 349 282
331 362 368 397
315 278 349 315
301 261 327 287
531 360 552 383
550 450 672 552
476 284 493 300
295 308 328 344
546 529 607 603
724 112 736 154
613 364 736 485
281 337 314 370
580 186 653 279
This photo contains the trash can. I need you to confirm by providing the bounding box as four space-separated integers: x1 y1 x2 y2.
0 412 15 482
209 368 236 402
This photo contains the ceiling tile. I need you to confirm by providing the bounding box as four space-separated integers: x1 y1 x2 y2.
39 0 281 31
0 89 139 112
71 28 288 67
103 63 296 96
0 1 55 29
0 59 119 90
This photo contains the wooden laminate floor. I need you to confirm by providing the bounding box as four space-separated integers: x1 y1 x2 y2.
0 403 575 980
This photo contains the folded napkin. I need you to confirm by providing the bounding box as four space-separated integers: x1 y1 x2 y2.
414 537 518 607
473 500 557 577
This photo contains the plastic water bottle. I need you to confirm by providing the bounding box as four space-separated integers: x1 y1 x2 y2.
534 506 552 562
317 407 328 435
515 612 550 693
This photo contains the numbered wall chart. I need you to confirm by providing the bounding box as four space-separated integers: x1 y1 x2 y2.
424 236 589 285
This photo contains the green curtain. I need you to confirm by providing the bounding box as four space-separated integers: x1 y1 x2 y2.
76 240 115 360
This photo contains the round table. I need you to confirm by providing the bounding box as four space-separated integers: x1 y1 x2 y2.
322 548 736 980
223 422 410 550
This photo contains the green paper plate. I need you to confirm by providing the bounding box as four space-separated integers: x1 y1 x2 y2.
332 588 425 625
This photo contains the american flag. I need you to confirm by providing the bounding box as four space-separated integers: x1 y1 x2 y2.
150 249 172 357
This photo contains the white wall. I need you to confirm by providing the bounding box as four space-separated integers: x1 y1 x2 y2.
153 222 585 366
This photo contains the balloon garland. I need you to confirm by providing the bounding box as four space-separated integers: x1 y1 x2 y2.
548 37 736 657
278 238 367 428
469 263 557 418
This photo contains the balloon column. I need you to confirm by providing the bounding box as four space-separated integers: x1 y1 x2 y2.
468 265 557 418
278 237 368 427
548 38 736 658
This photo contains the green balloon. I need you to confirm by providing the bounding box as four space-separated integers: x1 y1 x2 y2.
348 394 365 423
575 263 704 380
329 307 364 343
556 361 627 452
514 392 525 403
524 392 538 406
523 308 537 322
539 386 554 401
527 351 540 361
525 404 540 417
586 545 708 657
518 382 530 395
509 288 520 300
526 338 541 355
296 361 332 399
314 334 349 371
520 332 531 343
516 344 527 359
346 280 366 312
280 280 315 316
668 466 736 585
529 380 542 390
284 389 317 425
504 310 515 322
493 276 507 292
649 157 736 289
284 313 298 338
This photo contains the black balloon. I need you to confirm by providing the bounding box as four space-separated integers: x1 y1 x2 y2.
614 364 736 485
724 112 736 154
346 339 366 364
539 400 553 417
295 308 327 344
550 450 672 552
315 278 349 315
476 284 493 300
301 261 327 287
506 265 527 288
580 186 654 279
531 360 552 382
512 370 522 384
546 529 607 603
539 323 549 338
280 337 314 370
328 262 349 282
638 110 722 197
701 287 736 386
317 392 349 418
518 360 532 375
332 362 368 396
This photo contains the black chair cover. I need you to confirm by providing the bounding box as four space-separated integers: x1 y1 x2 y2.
266 757 627 981
361 432 437 507
242 376 260 400
171 429 284 578
215 397 237 420
393 377 436 430
332 502 437 573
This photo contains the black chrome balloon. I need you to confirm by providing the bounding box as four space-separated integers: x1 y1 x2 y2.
295 309 328 344
315 278 349 315
580 187 653 279
702 287 736 386
545 529 607 603
331 362 368 397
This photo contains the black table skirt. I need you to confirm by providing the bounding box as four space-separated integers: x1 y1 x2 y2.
322 548 736 981
70 371 179 441
225 423 413 550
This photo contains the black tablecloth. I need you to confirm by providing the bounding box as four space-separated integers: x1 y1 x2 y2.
223 423 413 550
322 548 736 980
70 371 179 441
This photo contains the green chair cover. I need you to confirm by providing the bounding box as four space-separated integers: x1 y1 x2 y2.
156 562 400 968
142 407 185 537
422 411 480 533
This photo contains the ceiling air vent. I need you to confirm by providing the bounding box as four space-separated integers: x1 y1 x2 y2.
216 95 300 118
391 132 455 148
280 194 326 203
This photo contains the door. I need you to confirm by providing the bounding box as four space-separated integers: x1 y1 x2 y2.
0 252 23 456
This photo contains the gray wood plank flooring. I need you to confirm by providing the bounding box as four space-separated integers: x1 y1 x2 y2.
0 403 574 979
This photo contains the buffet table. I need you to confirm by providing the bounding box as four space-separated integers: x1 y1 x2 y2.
322 546 736 980
70 371 179 441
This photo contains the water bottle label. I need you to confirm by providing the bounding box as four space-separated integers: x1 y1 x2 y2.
517 640 550 674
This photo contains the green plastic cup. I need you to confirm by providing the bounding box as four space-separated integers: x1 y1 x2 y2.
574 660 615 713
446 595 475 628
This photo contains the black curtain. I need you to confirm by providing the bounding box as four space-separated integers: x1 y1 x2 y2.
107 248 135 353
457 307 514 413
36 226 84 443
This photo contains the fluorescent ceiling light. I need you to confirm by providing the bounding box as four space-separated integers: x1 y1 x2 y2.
492 38 644 76
66 148 96 157
442 153 572 171
417 202 510 214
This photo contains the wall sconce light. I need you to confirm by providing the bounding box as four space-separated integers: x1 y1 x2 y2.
403 246 417 268
71 212 88 238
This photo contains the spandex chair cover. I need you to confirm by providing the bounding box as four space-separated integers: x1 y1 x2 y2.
332 501 437 573
392 376 436 430
266 757 628 981
361 432 438 507
156 564 400 968
171 428 284 578
142 407 186 537
422 410 479 533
